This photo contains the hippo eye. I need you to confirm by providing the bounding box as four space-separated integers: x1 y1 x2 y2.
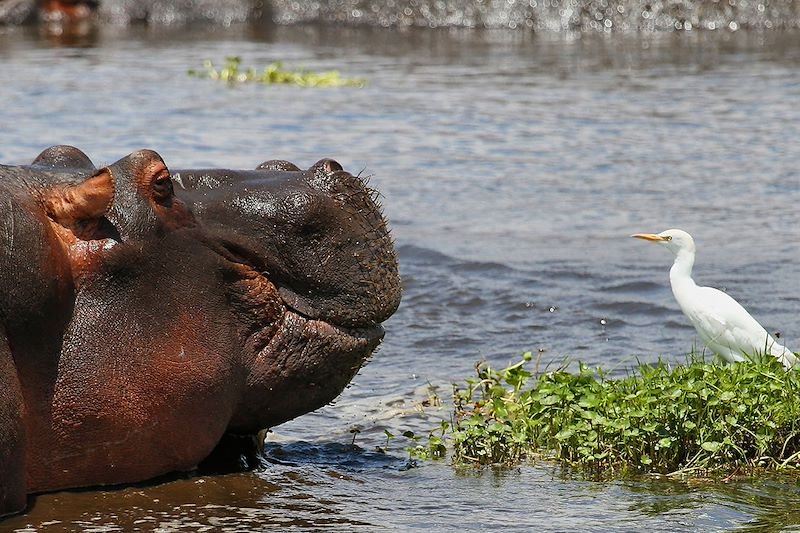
153 173 174 201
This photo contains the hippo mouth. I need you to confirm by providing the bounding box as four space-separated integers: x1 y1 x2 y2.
278 300 386 362
268 269 386 361
284 305 385 343
278 306 385 367
255 305 384 427
226 251 385 430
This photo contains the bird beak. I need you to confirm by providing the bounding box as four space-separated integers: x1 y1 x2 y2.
631 233 668 242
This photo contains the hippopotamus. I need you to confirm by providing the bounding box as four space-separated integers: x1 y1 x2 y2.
0 146 400 517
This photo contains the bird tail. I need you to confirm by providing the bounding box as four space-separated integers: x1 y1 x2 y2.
768 341 798 370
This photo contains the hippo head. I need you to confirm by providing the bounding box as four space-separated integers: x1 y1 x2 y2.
41 148 400 432
171 159 401 429
3 147 400 501
28 145 399 433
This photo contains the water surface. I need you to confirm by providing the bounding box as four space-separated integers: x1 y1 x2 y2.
1 23 800 532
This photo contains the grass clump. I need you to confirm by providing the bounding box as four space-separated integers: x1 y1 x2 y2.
450 353 800 476
188 56 366 87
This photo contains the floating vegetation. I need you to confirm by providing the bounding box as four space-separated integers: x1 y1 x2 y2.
442 353 800 477
188 56 366 88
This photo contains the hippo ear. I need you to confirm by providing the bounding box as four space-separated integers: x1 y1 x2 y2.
44 169 115 233
31 145 96 170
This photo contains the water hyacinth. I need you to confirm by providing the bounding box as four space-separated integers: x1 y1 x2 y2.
450 354 800 476
188 56 366 87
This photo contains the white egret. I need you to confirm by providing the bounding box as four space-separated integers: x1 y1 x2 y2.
632 229 797 369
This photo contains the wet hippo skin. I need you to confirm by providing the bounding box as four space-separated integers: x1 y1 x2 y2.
0 146 400 517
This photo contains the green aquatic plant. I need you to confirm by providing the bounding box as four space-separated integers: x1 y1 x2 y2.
188 56 366 87
447 353 800 476
404 423 449 461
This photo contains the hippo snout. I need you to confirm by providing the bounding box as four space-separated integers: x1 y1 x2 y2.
174 161 401 330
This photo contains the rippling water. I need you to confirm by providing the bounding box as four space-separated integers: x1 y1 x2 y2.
1 22 800 531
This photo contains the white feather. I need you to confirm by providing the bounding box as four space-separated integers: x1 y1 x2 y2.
634 229 797 369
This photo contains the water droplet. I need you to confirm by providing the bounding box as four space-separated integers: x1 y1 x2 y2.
549 306 557 313
600 318 607 326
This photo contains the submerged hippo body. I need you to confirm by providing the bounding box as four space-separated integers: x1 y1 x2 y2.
0 146 400 517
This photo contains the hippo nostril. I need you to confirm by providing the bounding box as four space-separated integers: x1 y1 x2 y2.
306 159 364 195
323 160 343 173
310 158 343 174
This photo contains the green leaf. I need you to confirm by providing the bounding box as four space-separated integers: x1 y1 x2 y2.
657 437 673 449
555 429 575 441
578 394 599 408
539 395 561 406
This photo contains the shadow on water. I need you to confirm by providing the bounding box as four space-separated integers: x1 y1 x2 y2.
261 440 403 470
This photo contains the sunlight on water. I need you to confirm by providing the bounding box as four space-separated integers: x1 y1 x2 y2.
268 0 800 31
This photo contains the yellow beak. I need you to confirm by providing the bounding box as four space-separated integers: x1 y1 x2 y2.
631 233 667 242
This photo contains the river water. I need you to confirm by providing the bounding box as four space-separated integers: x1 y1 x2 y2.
1 21 800 532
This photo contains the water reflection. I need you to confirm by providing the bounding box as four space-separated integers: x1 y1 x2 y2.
38 18 100 47
6 443 800 531
4 462 373 531
719 479 800 533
